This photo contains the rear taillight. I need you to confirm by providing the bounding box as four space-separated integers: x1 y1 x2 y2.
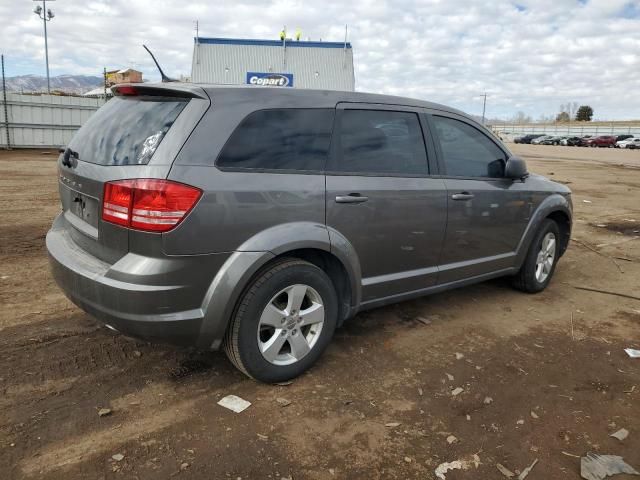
102 179 201 232
102 181 133 227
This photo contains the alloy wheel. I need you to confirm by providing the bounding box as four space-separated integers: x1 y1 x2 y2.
257 284 325 366
535 232 556 283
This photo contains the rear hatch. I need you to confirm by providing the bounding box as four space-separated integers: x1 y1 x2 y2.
56 84 210 263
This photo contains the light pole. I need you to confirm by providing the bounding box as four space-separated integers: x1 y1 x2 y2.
480 92 487 124
33 0 55 94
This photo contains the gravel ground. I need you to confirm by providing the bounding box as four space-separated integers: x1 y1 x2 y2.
1 145 639 479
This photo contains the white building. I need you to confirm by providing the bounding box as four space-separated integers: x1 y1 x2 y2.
83 87 112 98
191 37 354 91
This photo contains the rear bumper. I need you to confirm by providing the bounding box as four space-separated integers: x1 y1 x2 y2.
46 213 230 347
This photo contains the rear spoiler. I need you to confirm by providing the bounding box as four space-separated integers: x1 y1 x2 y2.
112 83 208 100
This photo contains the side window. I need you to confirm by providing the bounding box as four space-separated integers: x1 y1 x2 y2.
217 109 334 171
432 116 507 178
332 110 428 175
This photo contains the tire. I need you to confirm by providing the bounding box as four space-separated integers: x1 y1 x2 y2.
512 219 561 293
223 258 338 383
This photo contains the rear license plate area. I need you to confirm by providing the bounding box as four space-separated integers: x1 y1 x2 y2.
69 191 99 227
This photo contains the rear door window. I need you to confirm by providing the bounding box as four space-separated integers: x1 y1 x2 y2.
216 109 335 171
330 109 428 175
69 96 188 166
431 115 507 178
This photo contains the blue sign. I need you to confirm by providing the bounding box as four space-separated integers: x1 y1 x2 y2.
246 72 294 87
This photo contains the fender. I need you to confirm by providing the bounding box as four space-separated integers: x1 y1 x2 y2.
327 226 363 313
514 193 572 270
196 222 362 349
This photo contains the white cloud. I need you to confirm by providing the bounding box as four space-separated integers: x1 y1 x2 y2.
1 0 639 119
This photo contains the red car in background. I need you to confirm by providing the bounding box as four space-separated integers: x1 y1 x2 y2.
585 135 617 147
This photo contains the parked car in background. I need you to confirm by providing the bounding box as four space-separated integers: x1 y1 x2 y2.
560 136 585 147
531 135 554 145
616 134 634 143
585 135 617 148
46 84 573 382
539 135 566 145
577 135 594 146
514 134 543 144
617 137 640 149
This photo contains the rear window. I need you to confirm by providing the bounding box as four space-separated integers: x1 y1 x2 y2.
69 96 188 166
330 110 428 175
216 109 335 171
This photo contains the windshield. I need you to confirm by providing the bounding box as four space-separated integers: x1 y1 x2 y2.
68 96 188 166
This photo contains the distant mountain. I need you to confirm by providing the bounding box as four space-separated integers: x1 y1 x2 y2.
2 74 103 94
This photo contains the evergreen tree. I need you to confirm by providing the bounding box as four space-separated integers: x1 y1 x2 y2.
575 106 594 121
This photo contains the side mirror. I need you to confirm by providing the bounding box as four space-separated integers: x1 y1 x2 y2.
505 156 528 180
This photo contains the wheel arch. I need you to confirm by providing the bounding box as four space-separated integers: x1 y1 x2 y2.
270 248 356 327
546 210 571 256
515 194 572 269
197 222 362 349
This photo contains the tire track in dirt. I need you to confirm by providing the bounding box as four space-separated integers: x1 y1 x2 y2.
19 397 198 476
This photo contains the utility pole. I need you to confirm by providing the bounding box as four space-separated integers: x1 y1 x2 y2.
195 20 200 65
2 54 11 149
480 92 487 124
282 25 287 68
33 0 55 94
343 24 348 68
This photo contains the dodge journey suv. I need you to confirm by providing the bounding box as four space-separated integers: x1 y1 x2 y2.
47 84 572 382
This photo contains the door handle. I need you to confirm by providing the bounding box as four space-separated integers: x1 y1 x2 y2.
451 192 475 201
335 193 369 204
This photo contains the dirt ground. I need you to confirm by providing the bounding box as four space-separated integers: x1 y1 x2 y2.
1 145 639 480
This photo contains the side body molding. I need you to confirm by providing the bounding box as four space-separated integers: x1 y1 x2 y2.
197 222 363 349
514 193 572 269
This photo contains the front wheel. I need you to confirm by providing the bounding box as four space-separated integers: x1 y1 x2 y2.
224 259 338 383
512 219 561 293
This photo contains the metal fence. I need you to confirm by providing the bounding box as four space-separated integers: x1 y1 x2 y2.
1 92 103 149
491 123 640 142
2 93 638 148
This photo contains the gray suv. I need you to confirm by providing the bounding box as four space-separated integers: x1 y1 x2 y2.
47 84 572 382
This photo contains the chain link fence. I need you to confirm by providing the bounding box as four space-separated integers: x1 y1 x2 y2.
491 122 640 142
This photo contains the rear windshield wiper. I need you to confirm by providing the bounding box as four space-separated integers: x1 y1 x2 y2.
58 147 79 167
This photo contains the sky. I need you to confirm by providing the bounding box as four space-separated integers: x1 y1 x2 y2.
1 0 639 120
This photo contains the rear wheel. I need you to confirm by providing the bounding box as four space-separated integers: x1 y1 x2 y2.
224 259 338 383
513 219 561 293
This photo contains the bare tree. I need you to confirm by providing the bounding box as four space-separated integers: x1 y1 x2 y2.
559 102 579 120
569 102 579 118
512 111 532 123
